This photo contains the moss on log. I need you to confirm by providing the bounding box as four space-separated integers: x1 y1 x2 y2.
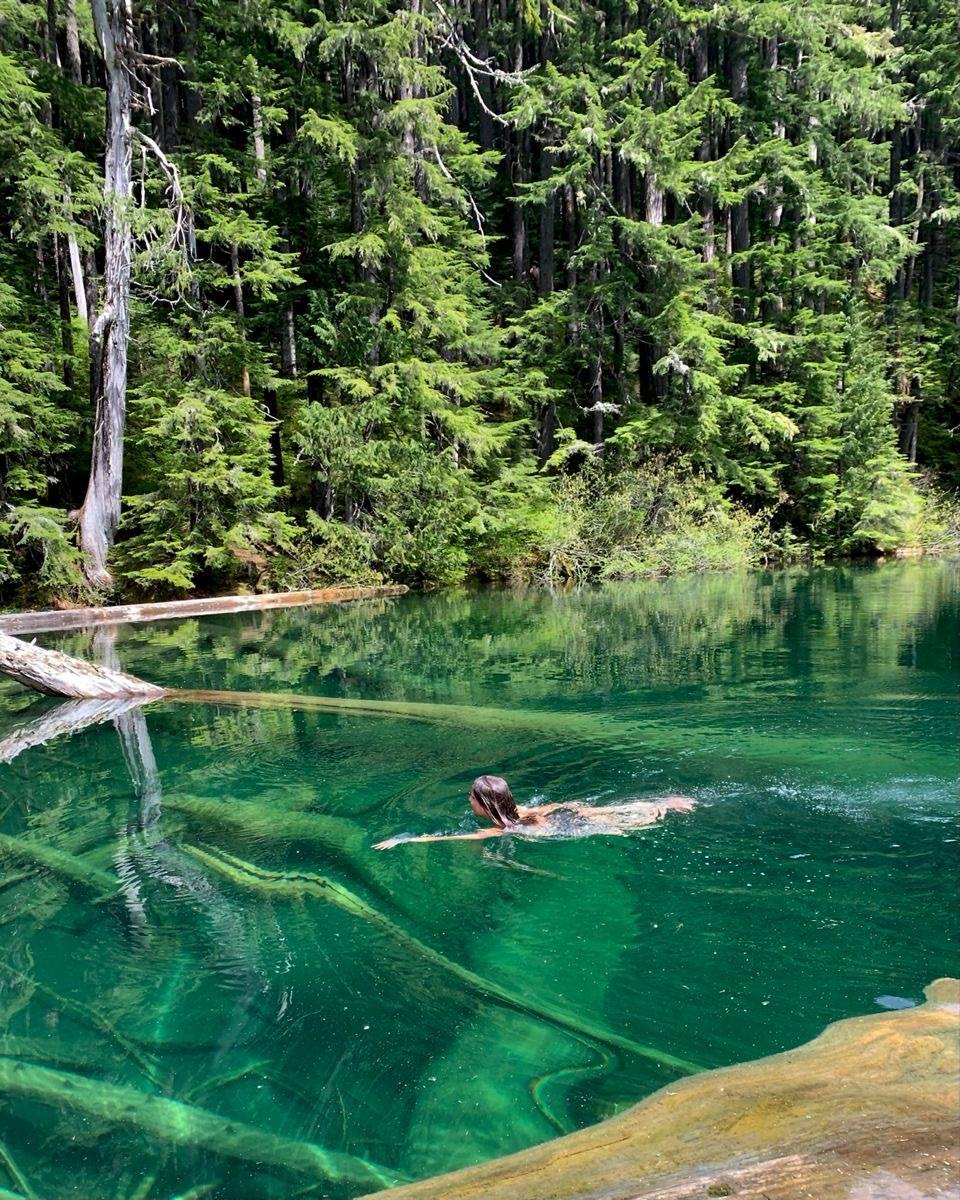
0 832 118 901
0 1056 401 1190
361 978 960 1200
182 843 700 1076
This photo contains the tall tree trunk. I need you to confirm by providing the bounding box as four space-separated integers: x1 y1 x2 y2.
158 0 180 149
538 170 555 296
511 130 528 282
251 91 268 183
53 233 75 395
564 184 578 291
66 207 89 325
694 28 715 265
510 31 527 282
728 35 750 320
589 349 604 446
65 0 83 82
536 148 557 464
80 0 134 589
230 243 252 397
897 401 919 463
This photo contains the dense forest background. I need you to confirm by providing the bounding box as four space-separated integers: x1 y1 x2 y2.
0 0 958 602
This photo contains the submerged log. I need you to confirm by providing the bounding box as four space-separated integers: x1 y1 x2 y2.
0 832 118 901
182 843 699 1076
0 1055 400 1190
363 977 960 1200
0 632 164 700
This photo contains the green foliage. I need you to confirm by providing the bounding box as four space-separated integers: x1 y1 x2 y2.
114 319 295 597
268 513 381 591
0 505 87 602
524 456 768 584
1 0 957 605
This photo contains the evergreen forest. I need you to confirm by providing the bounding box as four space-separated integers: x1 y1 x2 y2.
1 0 958 603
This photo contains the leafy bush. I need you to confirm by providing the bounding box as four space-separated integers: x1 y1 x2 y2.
514 455 767 585
0 504 89 605
267 513 381 591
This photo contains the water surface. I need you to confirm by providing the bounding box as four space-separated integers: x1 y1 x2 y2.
0 563 957 1198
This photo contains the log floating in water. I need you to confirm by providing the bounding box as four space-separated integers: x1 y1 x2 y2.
362 978 960 1200
0 584 407 636
0 1055 401 1190
0 632 164 700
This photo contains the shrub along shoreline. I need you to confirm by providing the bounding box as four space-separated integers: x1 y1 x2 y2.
5 453 958 612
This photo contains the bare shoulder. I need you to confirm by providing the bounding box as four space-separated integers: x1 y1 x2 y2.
661 795 697 812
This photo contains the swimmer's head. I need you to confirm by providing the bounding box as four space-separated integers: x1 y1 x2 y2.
469 775 519 828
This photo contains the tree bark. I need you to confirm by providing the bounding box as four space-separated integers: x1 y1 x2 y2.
538 182 555 295
511 131 528 282
728 35 750 319
0 631 165 699
80 0 135 588
65 0 83 83
251 91 268 183
230 242 252 397
897 401 919 463
53 233 75 394
66 211 88 325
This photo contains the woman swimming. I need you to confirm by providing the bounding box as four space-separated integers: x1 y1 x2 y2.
372 775 695 849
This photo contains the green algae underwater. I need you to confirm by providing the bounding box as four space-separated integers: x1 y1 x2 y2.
0 562 957 1199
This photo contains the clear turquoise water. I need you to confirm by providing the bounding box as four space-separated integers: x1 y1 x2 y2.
0 563 957 1199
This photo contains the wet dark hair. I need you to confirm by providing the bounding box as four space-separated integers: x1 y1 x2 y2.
469 775 533 828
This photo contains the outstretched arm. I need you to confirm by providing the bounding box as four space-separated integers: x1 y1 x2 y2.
373 829 503 851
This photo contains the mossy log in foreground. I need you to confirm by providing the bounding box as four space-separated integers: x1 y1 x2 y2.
0 1056 400 1191
363 978 960 1200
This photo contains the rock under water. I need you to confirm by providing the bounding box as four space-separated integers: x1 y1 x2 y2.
364 977 960 1200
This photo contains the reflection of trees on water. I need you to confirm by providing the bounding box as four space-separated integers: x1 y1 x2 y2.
37 562 953 707
93 627 268 1026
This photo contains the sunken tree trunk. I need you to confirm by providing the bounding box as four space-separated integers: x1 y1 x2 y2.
78 0 135 588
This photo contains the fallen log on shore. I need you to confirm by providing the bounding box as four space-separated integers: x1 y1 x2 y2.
0 584 407 636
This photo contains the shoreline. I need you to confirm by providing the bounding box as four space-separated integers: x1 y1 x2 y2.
0 584 408 636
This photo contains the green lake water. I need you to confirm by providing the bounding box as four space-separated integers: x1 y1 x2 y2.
0 563 957 1199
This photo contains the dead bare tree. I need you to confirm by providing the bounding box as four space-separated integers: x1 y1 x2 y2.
78 0 190 588
78 0 135 588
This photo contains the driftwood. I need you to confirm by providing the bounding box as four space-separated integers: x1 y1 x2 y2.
0 585 407 636
362 978 960 1200
0 632 163 700
0 1056 400 1191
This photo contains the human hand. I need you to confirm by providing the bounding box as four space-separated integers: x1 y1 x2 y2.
372 834 414 850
